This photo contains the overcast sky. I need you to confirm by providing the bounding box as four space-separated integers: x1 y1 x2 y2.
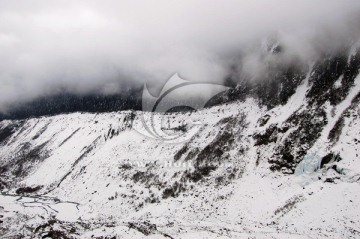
1 0 360 112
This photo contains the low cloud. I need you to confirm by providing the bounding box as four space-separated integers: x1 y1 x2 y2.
1 0 360 112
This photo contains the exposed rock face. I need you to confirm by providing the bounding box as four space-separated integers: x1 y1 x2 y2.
0 45 360 238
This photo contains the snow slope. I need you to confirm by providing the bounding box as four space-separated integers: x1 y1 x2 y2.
1 48 360 238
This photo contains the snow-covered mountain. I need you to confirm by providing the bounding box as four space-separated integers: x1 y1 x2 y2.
1 43 360 238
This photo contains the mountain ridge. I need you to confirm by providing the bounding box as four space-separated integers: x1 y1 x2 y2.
0 45 360 238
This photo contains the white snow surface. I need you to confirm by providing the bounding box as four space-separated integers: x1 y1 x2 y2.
0 83 360 238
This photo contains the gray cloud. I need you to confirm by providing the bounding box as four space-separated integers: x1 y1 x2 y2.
1 0 360 112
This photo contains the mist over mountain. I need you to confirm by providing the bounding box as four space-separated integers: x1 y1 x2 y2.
0 90 142 120
1 1 360 238
1 0 360 115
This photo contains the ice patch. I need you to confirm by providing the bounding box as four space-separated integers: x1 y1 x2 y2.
295 153 321 175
